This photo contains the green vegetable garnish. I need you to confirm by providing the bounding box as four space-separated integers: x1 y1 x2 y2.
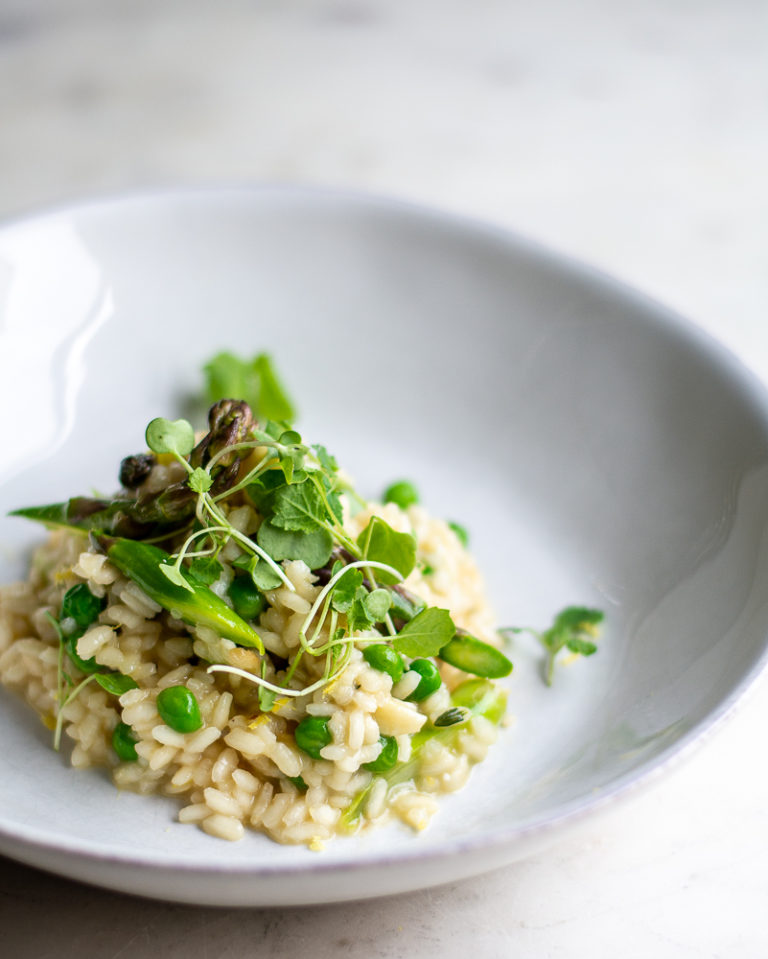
433 707 470 727
112 722 139 762
156 685 203 733
363 735 399 772
144 418 196 458
94 672 139 696
59 584 106 674
357 516 416 585
294 715 332 759
330 567 364 614
383 480 419 510
405 658 442 701
228 575 266 621
438 633 512 679
103 538 264 653
60 584 104 636
504 606 603 686
187 556 223 586
204 351 296 422
392 607 455 659
256 519 333 570
362 644 405 683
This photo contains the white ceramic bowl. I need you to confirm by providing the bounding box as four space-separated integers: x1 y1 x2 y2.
1 187 768 906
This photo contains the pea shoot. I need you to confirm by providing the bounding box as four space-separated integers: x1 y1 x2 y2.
503 606 603 685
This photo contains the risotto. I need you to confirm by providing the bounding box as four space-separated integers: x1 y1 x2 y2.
0 396 512 847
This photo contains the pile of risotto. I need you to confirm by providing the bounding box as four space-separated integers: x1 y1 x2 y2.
0 398 511 848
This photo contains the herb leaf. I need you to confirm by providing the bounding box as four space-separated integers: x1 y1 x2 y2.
203 351 296 422
256 520 333 570
364 588 392 623
253 353 296 421
187 556 223 586
270 481 329 533
145 418 195 458
393 607 456 659
357 516 416 585
347 595 374 633
331 568 364 613
94 673 139 696
188 468 213 494
312 444 338 473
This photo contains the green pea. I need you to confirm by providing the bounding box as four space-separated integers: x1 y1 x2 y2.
362 644 405 683
405 658 442 702
383 480 419 510
439 633 513 679
61 583 105 635
287 775 308 793
447 521 469 548
294 715 332 759
112 722 138 762
156 685 203 733
60 583 105 674
228 575 266 621
363 735 399 772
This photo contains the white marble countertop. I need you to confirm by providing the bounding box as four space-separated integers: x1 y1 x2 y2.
1 1 767 955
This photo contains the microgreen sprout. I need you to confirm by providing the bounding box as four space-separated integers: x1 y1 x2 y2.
502 606 603 686
145 417 196 460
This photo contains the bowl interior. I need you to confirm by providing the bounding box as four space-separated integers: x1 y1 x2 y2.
1 187 768 900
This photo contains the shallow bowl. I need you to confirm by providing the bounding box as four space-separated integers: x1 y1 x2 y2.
1 187 768 905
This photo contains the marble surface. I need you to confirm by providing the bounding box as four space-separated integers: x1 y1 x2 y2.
1 1 767 955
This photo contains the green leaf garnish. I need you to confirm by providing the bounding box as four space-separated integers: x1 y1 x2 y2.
364 588 392 623
94 672 140 696
188 467 213 494
145 417 196 458
393 607 455 659
187 556 223 586
256 520 333 570
270 480 330 534
357 516 416 585
540 606 602 685
312 444 338 473
331 567 364 613
505 606 603 686
203 351 296 422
